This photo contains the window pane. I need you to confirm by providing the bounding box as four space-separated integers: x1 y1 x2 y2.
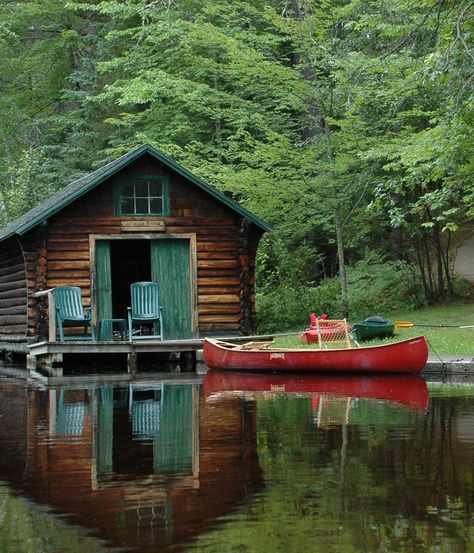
148 180 162 197
135 198 148 214
121 198 134 214
134 181 148 197
122 183 135 197
150 197 163 214
119 177 166 216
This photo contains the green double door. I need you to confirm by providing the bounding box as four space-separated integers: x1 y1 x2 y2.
95 239 193 339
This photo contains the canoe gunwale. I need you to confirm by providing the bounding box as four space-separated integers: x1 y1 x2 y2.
203 336 429 374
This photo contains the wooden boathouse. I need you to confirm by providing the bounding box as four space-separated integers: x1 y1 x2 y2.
0 144 270 371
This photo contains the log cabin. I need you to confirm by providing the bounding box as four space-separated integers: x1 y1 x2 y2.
0 144 270 347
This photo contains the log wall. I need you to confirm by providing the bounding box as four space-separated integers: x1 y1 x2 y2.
0 237 28 341
20 155 264 338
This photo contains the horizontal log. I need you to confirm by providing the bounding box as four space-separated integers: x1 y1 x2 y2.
198 270 240 279
0 326 26 335
0 269 26 284
48 225 120 236
0 334 27 343
50 215 230 225
197 260 239 270
199 326 240 333
198 305 241 315
0 281 27 294
197 242 238 252
197 252 236 261
48 261 89 271
0 305 27 317
46 279 91 288
198 294 240 304
47 270 90 280
0 315 27 325
49 218 123 227
167 227 237 236
196 235 240 243
198 286 241 295
199 314 241 323
0 256 23 270
48 237 89 245
48 251 90 261
0 288 27 300
0 296 27 309
198 277 241 286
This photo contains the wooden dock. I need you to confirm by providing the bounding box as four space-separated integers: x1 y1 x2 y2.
27 338 203 376
26 334 273 377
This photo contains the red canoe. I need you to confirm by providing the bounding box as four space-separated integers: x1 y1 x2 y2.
203 336 429 374
204 372 429 411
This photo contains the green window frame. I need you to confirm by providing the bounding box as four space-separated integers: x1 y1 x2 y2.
115 175 169 217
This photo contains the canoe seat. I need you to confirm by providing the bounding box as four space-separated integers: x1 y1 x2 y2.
314 318 352 349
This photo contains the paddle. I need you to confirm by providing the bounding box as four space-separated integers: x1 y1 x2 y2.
395 321 474 329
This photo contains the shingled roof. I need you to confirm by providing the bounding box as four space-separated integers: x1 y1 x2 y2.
0 144 271 241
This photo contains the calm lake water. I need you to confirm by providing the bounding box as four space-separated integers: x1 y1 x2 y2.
0 369 473 553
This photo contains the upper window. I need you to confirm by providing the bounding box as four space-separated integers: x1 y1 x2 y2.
116 176 169 216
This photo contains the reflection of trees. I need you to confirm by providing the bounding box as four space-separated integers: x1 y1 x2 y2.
0 483 107 553
191 394 474 552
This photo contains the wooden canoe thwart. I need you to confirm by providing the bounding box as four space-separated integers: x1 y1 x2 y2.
203 336 429 374
204 372 429 411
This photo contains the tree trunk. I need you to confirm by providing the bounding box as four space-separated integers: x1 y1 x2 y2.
334 202 349 317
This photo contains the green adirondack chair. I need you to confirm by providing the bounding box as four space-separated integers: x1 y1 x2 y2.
52 286 96 341
128 281 164 341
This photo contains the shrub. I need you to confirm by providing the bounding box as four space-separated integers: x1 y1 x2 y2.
256 256 422 333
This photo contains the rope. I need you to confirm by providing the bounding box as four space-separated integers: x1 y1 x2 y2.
426 336 446 371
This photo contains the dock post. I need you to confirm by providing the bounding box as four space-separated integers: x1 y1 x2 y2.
127 351 137 374
36 353 64 377
26 354 37 372
180 351 196 372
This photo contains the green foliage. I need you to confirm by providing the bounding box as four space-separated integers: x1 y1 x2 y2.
257 255 421 332
2 149 58 221
0 483 109 552
0 0 473 313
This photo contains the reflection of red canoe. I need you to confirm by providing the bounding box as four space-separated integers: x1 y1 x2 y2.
203 336 428 374
203 372 429 411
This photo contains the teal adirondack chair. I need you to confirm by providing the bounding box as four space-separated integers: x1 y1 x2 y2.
128 282 164 341
52 286 96 341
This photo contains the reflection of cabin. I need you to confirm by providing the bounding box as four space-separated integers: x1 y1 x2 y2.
0 144 270 349
0 379 263 552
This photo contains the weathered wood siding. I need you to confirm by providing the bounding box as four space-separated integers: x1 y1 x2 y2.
0 237 28 341
21 155 263 337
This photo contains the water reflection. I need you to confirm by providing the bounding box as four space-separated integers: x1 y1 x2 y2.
204 372 430 412
0 371 473 553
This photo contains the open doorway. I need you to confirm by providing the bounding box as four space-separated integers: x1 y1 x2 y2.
110 240 151 319
95 236 194 339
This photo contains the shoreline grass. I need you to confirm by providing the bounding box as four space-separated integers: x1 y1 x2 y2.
272 300 474 356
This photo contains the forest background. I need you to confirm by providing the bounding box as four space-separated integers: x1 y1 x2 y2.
0 0 473 332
